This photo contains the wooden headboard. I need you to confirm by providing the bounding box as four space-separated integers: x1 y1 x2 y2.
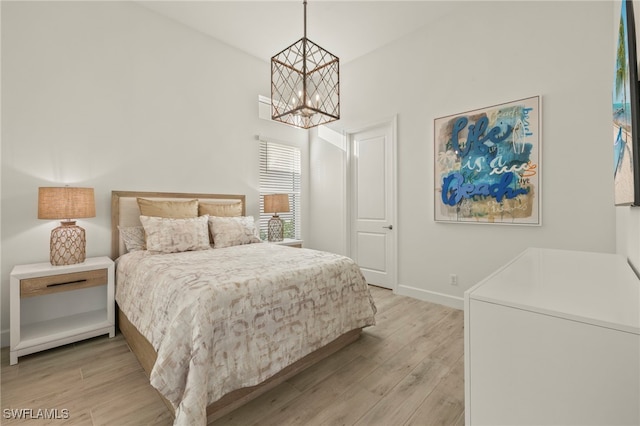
111 191 246 259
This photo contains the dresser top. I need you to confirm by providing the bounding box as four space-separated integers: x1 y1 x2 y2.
466 248 640 334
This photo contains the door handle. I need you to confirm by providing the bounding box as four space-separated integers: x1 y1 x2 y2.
382 225 393 230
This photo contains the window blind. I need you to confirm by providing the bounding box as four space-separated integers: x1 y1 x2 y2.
259 141 301 240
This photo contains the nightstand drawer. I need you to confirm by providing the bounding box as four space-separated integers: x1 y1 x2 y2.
20 268 108 298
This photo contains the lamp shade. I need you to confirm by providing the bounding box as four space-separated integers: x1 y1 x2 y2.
38 187 95 266
38 187 96 220
264 194 290 214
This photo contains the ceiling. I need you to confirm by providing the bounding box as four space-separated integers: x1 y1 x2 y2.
138 1 464 64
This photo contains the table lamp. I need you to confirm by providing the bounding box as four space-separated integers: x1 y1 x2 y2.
38 187 96 265
263 194 290 242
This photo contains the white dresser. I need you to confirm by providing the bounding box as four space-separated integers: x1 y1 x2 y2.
464 248 640 425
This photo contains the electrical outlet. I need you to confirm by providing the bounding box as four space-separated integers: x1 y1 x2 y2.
449 274 458 286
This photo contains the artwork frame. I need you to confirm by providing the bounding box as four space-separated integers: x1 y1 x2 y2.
434 96 541 225
613 0 640 206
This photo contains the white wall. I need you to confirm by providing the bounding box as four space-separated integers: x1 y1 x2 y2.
619 207 640 270
309 127 348 255
0 1 307 345
311 1 616 307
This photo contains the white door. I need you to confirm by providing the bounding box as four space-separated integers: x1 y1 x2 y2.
349 119 396 290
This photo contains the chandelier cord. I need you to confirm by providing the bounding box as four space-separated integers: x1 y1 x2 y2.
302 0 308 106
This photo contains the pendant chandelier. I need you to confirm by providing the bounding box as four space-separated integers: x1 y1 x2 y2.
271 0 340 129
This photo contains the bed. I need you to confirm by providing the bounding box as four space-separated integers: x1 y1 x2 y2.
111 191 377 425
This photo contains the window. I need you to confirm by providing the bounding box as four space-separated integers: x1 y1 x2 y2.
259 140 301 240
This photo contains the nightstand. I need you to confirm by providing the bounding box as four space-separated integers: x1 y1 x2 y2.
269 238 303 248
10 256 115 365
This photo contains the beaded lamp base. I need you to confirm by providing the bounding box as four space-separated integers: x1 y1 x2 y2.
267 215 284 242
50 221 86 266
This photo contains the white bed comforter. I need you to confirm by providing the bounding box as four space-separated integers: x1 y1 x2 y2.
115 243 376 425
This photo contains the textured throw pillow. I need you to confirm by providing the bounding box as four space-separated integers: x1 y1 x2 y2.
140 215 210 254
208 216 261 249
198 201 243 218
118 225 146 252
137 198 198 218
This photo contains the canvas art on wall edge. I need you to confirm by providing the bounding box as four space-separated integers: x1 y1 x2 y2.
613 0 640 206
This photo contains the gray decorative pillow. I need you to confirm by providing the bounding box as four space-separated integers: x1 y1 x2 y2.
208 216 261 248
118 225 146 252
140 215 210 254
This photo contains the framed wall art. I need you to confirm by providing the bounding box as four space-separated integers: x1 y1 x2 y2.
613 0 640 206
434 96 541 225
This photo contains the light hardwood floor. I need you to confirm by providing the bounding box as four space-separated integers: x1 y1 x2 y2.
0 286 464 425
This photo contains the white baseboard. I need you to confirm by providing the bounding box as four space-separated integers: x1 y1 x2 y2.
396 284 464 310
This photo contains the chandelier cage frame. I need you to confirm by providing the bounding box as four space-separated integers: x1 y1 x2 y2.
271 1 340 129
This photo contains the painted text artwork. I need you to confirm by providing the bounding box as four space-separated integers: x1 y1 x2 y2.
434 96 541 225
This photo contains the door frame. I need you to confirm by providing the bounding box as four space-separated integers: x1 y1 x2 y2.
345 116 398 291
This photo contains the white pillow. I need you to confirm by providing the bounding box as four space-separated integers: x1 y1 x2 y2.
118 225 146 252
140 215 210 254
208 216 261 248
